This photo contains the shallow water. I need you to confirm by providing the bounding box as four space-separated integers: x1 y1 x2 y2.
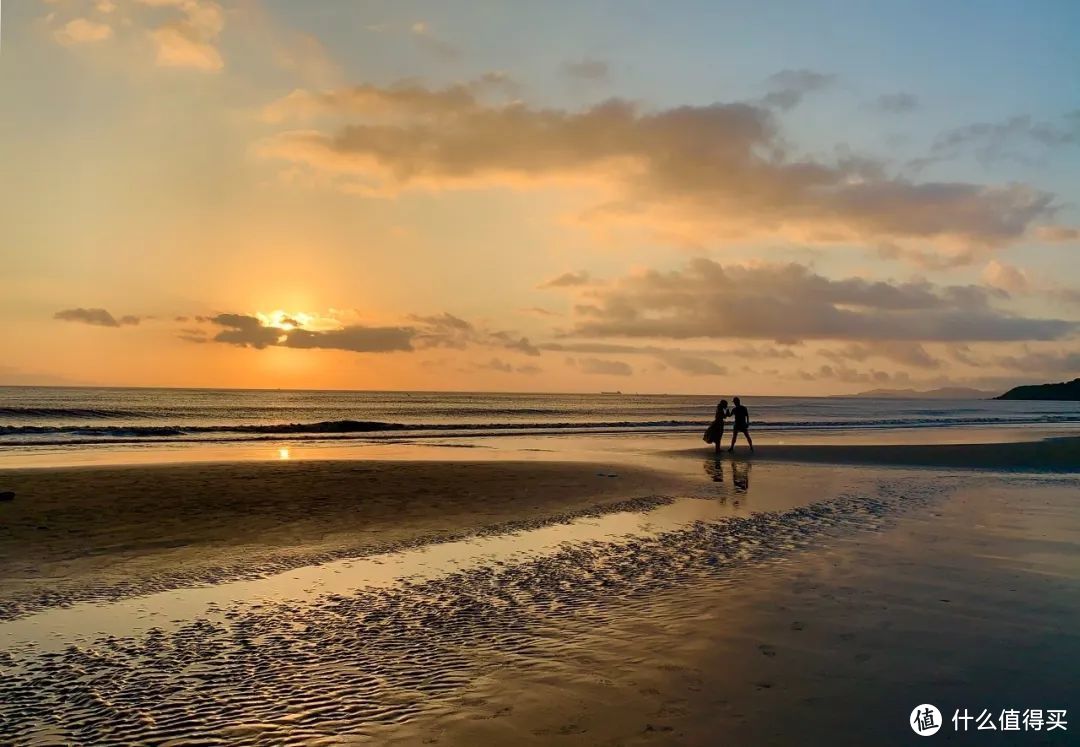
0 461 875 653
0 462 954 744
1 424 1076 469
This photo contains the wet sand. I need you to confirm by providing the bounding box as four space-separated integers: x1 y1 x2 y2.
0 460 690 619
1 440 1077 744
675 434 1080 471
385 475 1079 746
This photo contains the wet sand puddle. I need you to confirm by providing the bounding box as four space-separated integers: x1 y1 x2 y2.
0 466 955 744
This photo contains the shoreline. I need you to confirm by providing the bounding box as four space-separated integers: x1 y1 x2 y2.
1 435 1077 742
674 434 1080 471
3 424 1079 471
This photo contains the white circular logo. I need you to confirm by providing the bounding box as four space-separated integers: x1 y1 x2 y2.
910 704 942 736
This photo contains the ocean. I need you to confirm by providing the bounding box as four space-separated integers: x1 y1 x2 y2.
2 386 1079 450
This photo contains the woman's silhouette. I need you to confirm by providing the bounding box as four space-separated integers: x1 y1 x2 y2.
703 399 730 454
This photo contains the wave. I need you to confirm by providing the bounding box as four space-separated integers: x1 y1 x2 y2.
0 406 141 419
0 420 411 438
1 414 1079 448
0 418 698 438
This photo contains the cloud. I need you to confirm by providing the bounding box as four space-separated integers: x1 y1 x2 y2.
54 308 140 327
562 258 1075 343
541 341 796 360
994 348 1080 374
177 328 208 343
540 271 593 288
284 326 415 353
209 313 414 352
1036 225 1080 243
409 312 540 355
521 306 561 317
820 341 941 369
874 92 918 114
150 25 223 71
210 313 286 348
140 0 225 71
657 353 725 376
761 69 836 110
981 260 1028 293
922 113 1080 167
257 82 1055 259
477 357 543 374
572 357 632 376
202 309 542 359
53 18 113 46
801 364 910 386
479 357 513 373
563 58 610 82
49 0 225 71
490 331 541 356
259 78 519 124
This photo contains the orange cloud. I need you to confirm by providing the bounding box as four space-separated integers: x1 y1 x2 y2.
53 18 113 46
256 83 1057 262
981 260 1029 294
559 259 1074 343
141 0 224 71
150 24 223 70
45 0 226 71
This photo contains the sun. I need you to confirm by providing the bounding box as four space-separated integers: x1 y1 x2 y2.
256 310 314 331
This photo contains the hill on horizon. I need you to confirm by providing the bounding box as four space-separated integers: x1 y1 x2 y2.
995 378 1080 401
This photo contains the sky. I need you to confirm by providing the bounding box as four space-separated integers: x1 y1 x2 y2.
1 0 1079 395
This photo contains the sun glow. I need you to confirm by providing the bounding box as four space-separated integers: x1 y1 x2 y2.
256 310 315 330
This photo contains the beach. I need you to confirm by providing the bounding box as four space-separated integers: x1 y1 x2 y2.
1 425 1077 744
9 2 1080 742
0 459 689 619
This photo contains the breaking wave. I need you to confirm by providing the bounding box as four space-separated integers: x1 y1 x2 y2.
2 413 1080 447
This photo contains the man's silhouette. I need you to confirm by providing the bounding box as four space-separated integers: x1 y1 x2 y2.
728 396 753 453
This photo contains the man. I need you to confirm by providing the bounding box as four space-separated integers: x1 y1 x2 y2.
728 396 753 453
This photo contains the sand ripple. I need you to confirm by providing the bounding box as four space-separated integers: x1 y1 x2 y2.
0 479 950 744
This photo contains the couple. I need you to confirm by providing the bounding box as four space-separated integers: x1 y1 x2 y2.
703 396 753 454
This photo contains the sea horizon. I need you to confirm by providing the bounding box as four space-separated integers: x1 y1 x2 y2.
0 382 1002 398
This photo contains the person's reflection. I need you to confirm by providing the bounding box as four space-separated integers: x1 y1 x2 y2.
704 458 751 505
704 458 724 483
731 460 751 493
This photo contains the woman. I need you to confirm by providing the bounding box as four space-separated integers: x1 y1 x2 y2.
703 400 729 454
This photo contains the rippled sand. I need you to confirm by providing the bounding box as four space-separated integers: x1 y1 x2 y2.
1 450 1077 744
0 459 690 620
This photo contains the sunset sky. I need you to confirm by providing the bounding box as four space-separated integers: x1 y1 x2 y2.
2 0 1079 394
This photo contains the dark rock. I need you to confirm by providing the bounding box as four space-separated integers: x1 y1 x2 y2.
0 491 14 502
996 377 1080 401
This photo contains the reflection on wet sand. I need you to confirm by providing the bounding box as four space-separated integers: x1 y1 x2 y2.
704 458 752 504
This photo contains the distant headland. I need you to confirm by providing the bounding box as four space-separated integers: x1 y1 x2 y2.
995 378 1080 401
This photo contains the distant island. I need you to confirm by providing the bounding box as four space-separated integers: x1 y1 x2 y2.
845 387 995 400
995 378 1080 401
